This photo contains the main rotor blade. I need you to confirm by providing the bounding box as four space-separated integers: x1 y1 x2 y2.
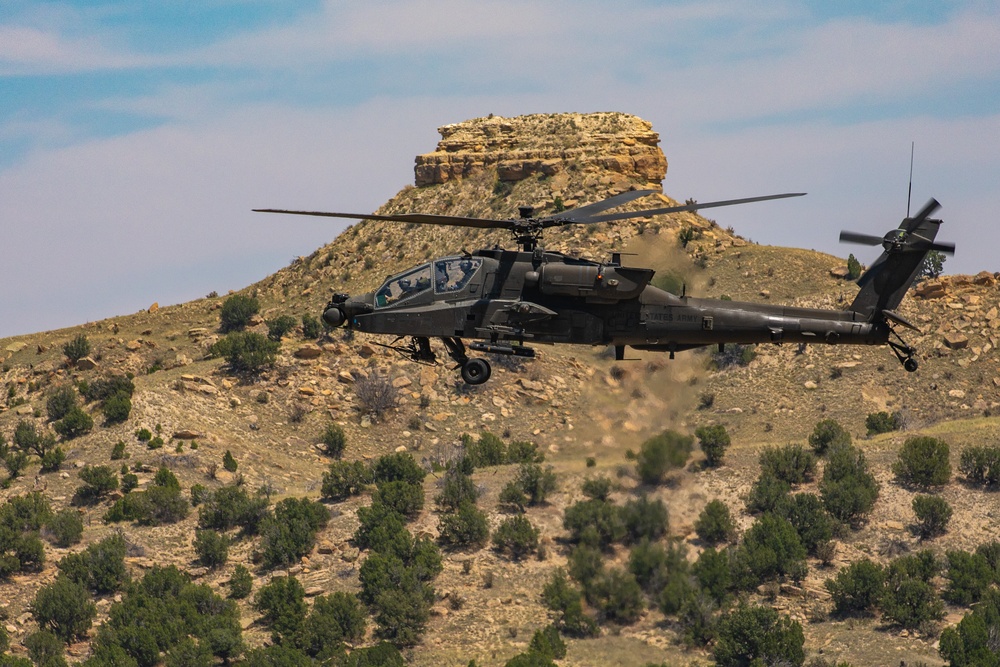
902 198 941 233
839 231 884 245
252 209 508 229
545 189 658 222
572 192 806 224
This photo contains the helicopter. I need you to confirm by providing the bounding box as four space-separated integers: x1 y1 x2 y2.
255 189 954 385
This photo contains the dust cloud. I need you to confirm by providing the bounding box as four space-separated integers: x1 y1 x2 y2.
569 229 714 461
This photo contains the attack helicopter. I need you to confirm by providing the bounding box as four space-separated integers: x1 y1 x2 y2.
255 189 953 385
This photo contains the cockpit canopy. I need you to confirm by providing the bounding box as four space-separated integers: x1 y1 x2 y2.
375 257 483 308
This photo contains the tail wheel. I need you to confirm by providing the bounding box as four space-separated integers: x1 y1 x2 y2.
904 358 918 372
461 358 492 385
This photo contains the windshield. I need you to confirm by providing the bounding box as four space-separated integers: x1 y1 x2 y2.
434 257 482 293
375 264 431 308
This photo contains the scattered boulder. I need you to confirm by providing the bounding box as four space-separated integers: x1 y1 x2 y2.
944 332 969 350
829 266 851 279
294 344 323 359
76 356 98 370
914 281 946 299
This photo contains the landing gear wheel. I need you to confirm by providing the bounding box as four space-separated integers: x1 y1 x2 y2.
461 358 492 385
904 357 918 372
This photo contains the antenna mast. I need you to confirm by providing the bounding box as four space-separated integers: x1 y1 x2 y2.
906 142 914 218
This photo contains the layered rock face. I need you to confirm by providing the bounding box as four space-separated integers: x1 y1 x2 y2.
413 112 667 187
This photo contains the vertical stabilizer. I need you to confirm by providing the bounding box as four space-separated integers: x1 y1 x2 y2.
848 199 946 320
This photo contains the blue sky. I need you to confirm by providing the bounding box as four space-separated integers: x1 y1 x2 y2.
2 1 998 337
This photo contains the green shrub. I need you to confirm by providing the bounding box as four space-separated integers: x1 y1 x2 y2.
529 624 566 660
943 550 994 607
340 642 404 667
57 533 128 594
587 568 644 625
678 591 719 648
31 575 96 642
92 564 242 666
4 449 29 479
63 335 91 363
879 552 943 629
498 481 527 512
163 638 212 667
435 467 477 512
301 313 322 339
301 591 366 658
102 392 132 425
368 572 435 647
620 495 669 544
54 406 94 440
514 463 557 505
321 460 371 501
492 515 539 560
82 375 135 402
223 449 238 473
713 343 756 368
635 430 693 485
194 530 230 569
846 253 862 280
228 564 253 600
865 410 900 436
253 575 307 644
45 509 83 548
745 473 791 515
894 436 951 488
563 498 624 549
913 494 952 538
120 472 138 494
760 444 816 485
569 543 605 586
25 629 67 667
825 558 884 616
692 546 731 604
581 476 613 501
74 465 120 505
808 419 851 456
40 447 66 473
372 452 426 486
319 424 347 458
506 440 542 464
881 575 944 629
257 497 329 570
732 513 807 589
540 570 598 638
266 315 298 341
938 589 1000 666
46 386 78 423
696 424 731 467
780 493 833 555
219 294 260 332
198 486 270 534
959 444 1000 487
820 445 880 524
210 332 279 375
714 604 805 667
110 441 128 460
695 499 735 545
353 502 408 554
465 431 507 467
438 501 489 549
374 480 424 518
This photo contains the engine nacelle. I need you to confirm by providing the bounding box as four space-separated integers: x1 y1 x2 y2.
526 264 653 301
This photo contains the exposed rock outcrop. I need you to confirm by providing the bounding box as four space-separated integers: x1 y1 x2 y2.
413 112 667 187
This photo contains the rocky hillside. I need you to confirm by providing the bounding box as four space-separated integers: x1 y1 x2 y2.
0 113 998 667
